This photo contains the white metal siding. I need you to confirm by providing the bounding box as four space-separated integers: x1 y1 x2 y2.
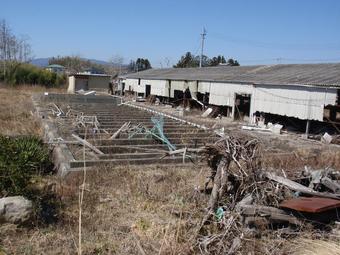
198 81 211 93
141 79 169 96
125 79 139 91
135 79 147 93
209 83 253 106
251 85 337 121
170 80 185 97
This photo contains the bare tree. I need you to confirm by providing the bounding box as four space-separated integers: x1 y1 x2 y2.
0 19 33 76
109 54 124 74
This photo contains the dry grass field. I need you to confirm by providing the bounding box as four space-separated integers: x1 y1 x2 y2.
1 85 340 255
0 85 65 136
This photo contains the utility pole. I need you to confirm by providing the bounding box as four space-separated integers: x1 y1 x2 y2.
199 27 207 68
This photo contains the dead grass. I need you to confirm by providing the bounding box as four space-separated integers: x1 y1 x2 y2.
1 163 340 254
0 84 65 136
0 164 209 254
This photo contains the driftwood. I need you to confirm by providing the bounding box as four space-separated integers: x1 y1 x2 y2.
238 204 301 225
321 177 340 193
265 172 314 192
160 147 205 163
71 134 104 155
265 172 340 200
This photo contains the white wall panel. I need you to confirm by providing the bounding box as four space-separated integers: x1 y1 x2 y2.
209 83 253 106
125 79 139 91
198 81 211 93
252 85 337 121
170 80 185 97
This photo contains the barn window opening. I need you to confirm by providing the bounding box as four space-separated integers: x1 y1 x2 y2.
234 93 251 120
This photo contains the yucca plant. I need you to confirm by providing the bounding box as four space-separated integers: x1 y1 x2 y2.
0 135 52 196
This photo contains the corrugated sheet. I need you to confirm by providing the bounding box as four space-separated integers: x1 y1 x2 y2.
125 79 138 91
251 85 337 121
280 197 340 213
149 79 168 96
125 63 340 88
209 83 253 106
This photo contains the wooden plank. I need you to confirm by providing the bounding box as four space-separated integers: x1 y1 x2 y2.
109 122 130 139
321 177 340 193
238 204 301 225
71 134 104 155
265 172 340 200
265 172 314 192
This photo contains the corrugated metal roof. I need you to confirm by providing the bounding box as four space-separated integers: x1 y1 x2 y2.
46 64 65 68
69 73 111 77
280 197 340 213
125 63 340 88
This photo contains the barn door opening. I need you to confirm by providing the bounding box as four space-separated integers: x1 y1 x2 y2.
234 93 251 120
145 85 151 98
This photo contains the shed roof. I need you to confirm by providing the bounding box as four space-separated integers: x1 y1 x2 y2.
69 73 111 78
46 64 65 69
125 63 340 88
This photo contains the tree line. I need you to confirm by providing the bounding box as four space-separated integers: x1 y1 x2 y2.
0 62 66 87
128 58 152 72
173 52 239 68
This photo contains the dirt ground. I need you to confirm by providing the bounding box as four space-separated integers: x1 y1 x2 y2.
1 86 340 254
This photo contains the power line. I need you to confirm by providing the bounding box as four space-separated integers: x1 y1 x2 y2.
239 57 340 65
209 32 340 51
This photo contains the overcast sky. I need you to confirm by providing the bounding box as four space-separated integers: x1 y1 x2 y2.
1 0 340 67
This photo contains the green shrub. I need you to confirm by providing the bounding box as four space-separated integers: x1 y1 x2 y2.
0 135 52 196
0 61 66 87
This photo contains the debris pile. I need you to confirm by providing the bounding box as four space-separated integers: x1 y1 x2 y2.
309 132 340 145
195 135 340 254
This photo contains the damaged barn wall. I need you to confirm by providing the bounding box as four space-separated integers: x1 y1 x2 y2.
170 80 186 97
125 77 338 122
125 78 139 91
251 85 337 121
143 79 169 96
198 81 211 93
135 80 146 94
209 82 253 106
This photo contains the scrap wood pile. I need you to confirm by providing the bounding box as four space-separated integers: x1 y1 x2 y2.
186 135 340 254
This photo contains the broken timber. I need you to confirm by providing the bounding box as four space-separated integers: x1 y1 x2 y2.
72 134 104 155
265 172 340 200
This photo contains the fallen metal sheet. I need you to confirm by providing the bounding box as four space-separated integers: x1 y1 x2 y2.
280 197 340 213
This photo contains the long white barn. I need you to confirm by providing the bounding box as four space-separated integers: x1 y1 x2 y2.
123 64 340 123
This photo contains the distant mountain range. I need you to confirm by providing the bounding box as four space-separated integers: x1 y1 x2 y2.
30 57 111 67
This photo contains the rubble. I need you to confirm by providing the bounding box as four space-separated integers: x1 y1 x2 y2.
241 122 283 134
167 135 340 254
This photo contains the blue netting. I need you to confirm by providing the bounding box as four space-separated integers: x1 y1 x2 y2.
128 116 176 151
